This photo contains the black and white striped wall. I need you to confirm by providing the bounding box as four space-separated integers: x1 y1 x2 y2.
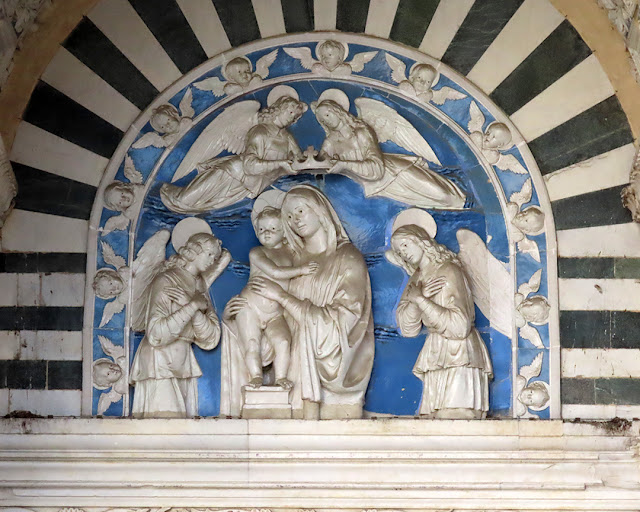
0 0 637 418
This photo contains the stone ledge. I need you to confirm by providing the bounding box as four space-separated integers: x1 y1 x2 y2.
0 419 638 510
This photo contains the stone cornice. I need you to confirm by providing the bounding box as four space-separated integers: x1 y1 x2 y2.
0 418 638 511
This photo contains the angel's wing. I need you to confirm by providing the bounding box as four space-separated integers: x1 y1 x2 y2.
193 76 226 97
519 324 544 349
283 46 317 70
101 240 126 270
178 88 195 119
496 153 527 175
255 49 278 78
354 97 441 166
518 269 542 298
349 51 378 73
171 100 260 182
132 131 168 149
517 238 540 262
509 178 532 208
456 229 513 336
520 352 544 381
103 214 130 234
130 230 171 331
467 101 485 134
123 155 143 184
97 388 122 415
431 86 467 106
99 298 126 328
385 53 407 84
97 334 125 360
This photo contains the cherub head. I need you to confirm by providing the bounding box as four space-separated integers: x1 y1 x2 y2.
92 359 123 389
513 206 545 235
518 381 550 408
255 207 285 248
317 40 346 71
409 63 438 94
517 295 550 325
150 104 181 134
224 57 253 86
104 181 135 212
483 122 512 150
93 269 125 299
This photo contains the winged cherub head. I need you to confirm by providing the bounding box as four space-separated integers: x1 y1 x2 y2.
483 122 512 150
516 295 550 325
92 359 123 388
150 104 181 134
513 206 545 235
225 57 254 86
518 381 550 408
317 40 346 71
93 268 125 299
409 63 438 94
104 181 136 212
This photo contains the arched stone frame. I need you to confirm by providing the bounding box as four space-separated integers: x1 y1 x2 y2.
81 33 560 419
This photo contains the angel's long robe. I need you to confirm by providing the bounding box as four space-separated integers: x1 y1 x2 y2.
160 123 301 213
320 123 465 209
130 267 220 418
396 261 492 416
219 242 375 419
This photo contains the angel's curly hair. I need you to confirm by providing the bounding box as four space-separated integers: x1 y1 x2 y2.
258 96 307 124
312 99 365 136
164 232 219 271
391 225 459 272
317 40 346 61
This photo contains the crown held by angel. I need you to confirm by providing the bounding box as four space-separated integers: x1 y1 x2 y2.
385 54 467 106
284 40 377 77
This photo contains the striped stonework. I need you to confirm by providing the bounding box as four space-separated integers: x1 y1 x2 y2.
0 0 637 418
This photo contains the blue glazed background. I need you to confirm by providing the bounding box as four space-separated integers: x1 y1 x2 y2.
93 41 552 416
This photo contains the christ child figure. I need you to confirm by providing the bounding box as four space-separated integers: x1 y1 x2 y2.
232 207 318 389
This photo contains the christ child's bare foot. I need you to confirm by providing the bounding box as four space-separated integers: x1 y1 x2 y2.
275 378 293 390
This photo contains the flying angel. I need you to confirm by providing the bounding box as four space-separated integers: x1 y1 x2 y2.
92 334 127 415
385 54 466 105
468 101 527 175
161 86 307 214
194 50 278 97
131 88 195 149
507 178 546 262
102 154 145 235
284 40 377 77
312 88 466 209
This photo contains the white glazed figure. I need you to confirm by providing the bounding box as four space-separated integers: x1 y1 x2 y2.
161 86 307 214
222 190 318 391
385 54 467 105
194 50 278 97
387 211 492 419
312 88 466 209
129 220 230 418
221 186 375 419
102 155 145 234
284 40 377 77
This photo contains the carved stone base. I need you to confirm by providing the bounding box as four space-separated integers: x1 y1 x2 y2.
242 386 292 419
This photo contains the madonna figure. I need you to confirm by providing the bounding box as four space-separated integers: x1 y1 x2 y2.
388 222 492 419
222 186 375 419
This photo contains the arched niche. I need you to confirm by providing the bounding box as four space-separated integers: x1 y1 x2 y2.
83 33 559 419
